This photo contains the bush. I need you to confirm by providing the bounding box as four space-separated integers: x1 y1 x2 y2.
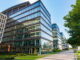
77 56 80 60
53 49 61 52
78 50 80 53
16 53 27 56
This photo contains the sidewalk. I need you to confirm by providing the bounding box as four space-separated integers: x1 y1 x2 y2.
37 50 76 60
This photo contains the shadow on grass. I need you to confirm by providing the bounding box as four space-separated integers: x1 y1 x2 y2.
0 58 14 60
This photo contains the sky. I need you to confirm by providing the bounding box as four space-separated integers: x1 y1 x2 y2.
0 0 76 39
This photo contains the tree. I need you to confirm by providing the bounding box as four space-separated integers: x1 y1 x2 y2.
64 0 80 47
64 1 80 57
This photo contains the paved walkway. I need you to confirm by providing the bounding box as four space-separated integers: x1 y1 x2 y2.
37 50 76 60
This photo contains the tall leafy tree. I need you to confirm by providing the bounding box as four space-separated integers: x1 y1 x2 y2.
64 0 80 47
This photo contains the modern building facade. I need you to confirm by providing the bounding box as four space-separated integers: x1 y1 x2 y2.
2 0 53 54
52 23 61 49
52 23 68 50
0 13 7 43
60 32 69 50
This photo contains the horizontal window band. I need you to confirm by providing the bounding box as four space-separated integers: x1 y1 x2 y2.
6 10 41 25
1 45 41 48
3 29 41 38
4 22 40 33
41 37 53 42
41 29 53 37
5 16 41 29
40 17 51 28
8 5 40 20
40 22 52 32
2 37 41 43
40 10 51 24
7 10 50 27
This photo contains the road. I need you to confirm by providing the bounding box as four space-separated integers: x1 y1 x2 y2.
37 50 76 60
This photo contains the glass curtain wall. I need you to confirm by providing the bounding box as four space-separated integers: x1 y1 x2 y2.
2 0 53 54
40 2 53 54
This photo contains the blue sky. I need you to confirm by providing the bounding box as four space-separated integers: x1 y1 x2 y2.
0 0 76 38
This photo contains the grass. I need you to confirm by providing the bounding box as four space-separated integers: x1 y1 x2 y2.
14 52 58 60
14 55 46 60
0 50 61 60
77 53 80 60
0 53 54 60
0 54 50 60
78 57 80 60
75 50 80 60
0 54 46 60
0 54 15 58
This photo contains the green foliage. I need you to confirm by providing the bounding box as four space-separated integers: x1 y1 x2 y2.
0 54 46 60
64 0 80 46
76 51 80 60
16 53 27 56
78 51 80 53
77 57 80 60
0 54 15 59
53 49 61 52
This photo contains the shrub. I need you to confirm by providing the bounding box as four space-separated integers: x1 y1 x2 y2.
78 50 80 53
53 49 61 52
16 53 27 56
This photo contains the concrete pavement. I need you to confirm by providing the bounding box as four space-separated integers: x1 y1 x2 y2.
37 50 76 60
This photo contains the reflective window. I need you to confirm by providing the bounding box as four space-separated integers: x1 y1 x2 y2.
40 24 52 36
40 18 51 31
41 8 50 21
41 31 53 41
9 2 40 18
12 7 40 20
7 12 41 27
40 2 50 17
41 13 50 25
41 38 53 51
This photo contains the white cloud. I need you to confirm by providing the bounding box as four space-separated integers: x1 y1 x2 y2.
19 0 38 3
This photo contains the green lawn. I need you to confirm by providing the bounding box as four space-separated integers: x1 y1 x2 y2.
0 54 46 60
0 54 49 60
0 54 15 58
75 51 80 60
77 56 80 60
14 52 59 60
0 51 59 60
77 53 80 60
14 55 46 60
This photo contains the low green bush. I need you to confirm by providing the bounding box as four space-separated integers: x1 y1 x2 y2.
77 56 80 60
16 53 27 56
78 50 80 53
53 49 61 52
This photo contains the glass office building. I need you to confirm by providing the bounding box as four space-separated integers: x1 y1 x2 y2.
60 32 69 50
52 23 68 50
52 23 62 50
0 13 7 43
2 0 53 54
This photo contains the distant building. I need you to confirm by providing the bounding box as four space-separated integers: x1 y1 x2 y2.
1 0 53 54
52 23 68 50
60 32 69 50
52 23 61 49
0 13 7 43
